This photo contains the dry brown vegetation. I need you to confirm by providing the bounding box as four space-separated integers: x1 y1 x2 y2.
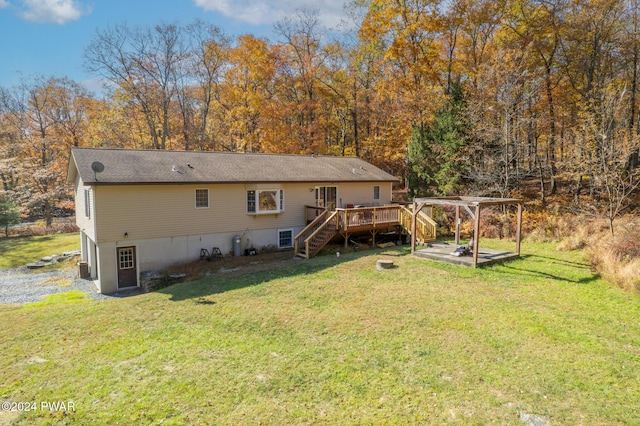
426 201 640 293
7 221 79 238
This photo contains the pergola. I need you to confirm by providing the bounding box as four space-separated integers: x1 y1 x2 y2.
411 196 523 267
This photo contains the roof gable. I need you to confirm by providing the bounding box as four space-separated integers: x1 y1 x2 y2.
68 148 398 185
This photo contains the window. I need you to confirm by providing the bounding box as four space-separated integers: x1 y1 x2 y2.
118 248 134 269
373 185 380 200
280 189 284 211
278 229 293 248
259 190 278 212
247 189 284 214
195 189 209 208
247 190 256 213
84 189 91 218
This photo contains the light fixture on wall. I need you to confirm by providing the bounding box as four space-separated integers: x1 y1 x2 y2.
309 188 314 192
124 232 128 238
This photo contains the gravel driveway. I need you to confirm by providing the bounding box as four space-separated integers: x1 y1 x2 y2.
0 266 140 304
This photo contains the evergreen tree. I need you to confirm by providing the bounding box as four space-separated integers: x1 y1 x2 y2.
408 89 467 197
0 196 20 237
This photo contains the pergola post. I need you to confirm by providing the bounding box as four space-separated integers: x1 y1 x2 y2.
411 199 417 253
516 202 522 255
455 205 460 245
472 205 481 266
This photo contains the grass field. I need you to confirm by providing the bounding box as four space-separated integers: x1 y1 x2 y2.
0 234 80 269
1 239 639 424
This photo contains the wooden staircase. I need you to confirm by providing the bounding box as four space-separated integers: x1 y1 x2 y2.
398 206 437 244
294 205 437 259
294 211 339 258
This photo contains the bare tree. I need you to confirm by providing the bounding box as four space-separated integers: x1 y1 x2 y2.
0 76 71 225
275 9 330 153
45 77 91 148
572 82 640 234
84 22 187 149
177 20 229 151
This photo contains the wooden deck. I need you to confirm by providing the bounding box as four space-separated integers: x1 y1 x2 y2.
295 205 436 258
413 241 519 267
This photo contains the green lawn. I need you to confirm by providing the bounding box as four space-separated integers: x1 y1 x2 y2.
0 233 80 269
1 240 639 424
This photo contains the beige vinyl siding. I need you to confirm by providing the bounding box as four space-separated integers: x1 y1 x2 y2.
94 183 317 243
75 176 96 240
334 182 393 207
95 241 117 294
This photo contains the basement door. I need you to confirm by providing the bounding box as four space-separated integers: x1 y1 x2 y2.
117 246 138 289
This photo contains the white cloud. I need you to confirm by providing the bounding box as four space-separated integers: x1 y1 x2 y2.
0 0 10 9
194 0 347 29
19 0 91 24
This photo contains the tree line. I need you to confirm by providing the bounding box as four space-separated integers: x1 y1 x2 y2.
0 0 639 230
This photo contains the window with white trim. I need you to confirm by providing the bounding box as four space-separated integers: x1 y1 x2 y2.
278 229 293 248
247 190 256 213
195 189 209 208
247 189 284 214
84 189 91 218
280 188 285 211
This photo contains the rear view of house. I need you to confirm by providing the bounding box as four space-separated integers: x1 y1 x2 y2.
66 148 398 294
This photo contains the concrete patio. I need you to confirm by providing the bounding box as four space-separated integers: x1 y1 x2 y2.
413 241 519 267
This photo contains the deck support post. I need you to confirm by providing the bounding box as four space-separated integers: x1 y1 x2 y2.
371 229 378 246
395 225 403 245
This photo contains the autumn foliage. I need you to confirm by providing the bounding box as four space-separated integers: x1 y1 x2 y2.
0 2 639 231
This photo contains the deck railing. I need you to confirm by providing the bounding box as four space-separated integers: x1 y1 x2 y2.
303 211 339 258
297 204 437 258
399 206 437 243
304 205 326 223
336 206 400 231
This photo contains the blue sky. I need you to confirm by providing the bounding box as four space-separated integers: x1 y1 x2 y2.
0 0 348 91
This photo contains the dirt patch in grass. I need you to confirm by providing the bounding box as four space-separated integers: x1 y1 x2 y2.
166 244 370 283
40 274 73 287
166 249 301 281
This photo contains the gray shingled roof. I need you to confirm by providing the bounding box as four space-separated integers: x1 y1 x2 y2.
68 148 398 185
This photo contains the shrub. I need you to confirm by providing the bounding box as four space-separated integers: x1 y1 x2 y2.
523 212 639 292
524 212 590 243
434 205 519 240
585 219 640 293
10 222 79 237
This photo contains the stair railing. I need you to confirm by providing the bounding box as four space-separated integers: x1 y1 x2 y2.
294 210 332 258
303 211 339 258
